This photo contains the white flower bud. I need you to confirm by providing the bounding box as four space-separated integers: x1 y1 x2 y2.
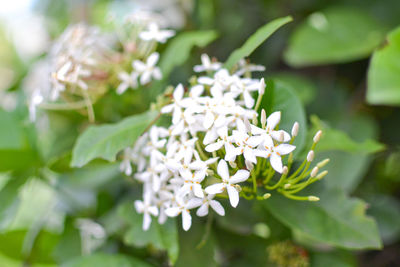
308 196 320 201
310 167 319 177
317 158 330 168
291 122 299 137
307 150 315 162
244 118 252 134
263 193 271 199
261 109 267 129
258 78 266 95
313 130 322 143
282 166 288 175
316 170 328 180
284 183 291 189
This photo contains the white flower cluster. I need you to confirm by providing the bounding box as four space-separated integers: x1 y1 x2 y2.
121 54 299 231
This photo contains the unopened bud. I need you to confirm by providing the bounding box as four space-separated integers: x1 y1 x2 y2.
317 158 330 168
252 114 258 125
284 183 291 189
291 122 299 137
235 184 242 192
258 78 266 95
244 118 252 134
282 166 288 175
229 161 237 169
307 150 315 162
263 193 271 199
316 170 328 180
310 167 319 177
261 109 267 128
308 196 320 201
313 130 322 143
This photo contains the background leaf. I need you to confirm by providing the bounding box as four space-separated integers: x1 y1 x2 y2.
284 7 386 66
263 187 382 250
62 253 151 267
367 26 400 105
224 16 292 69
71 111 158 167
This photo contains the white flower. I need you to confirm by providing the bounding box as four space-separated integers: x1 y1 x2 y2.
176 169 206 198
139 23 175 43
161 84 192 125
196 194 225 217
205 160 249 207
251 111 291 142
133 52 162 85
257 135 295 173
230 76 259 108
165 198 203 231
234 59 266 76
120 147 135 175
193 54 222 73
205 126 238 162
134 192 159 231
116 71 138 94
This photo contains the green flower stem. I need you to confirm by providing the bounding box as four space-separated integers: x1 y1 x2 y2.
280 193 311 201
265 173 287 190
251 170 258 193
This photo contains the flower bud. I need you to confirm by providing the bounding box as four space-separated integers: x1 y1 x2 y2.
310 167 319 177
263 193 271 199
291 122 299 137
313 130 322 143
261 109 267 129
307 150 314 162
284 183 291 189
229 161 237 168
282 166 288 175
258 78 266 95
308 196 320 201
252 114 258 125
316 170 328 180
317 158 330 168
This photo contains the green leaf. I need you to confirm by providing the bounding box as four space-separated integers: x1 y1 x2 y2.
118 202 179 264
270 73 317 105
71 111 158 167
311 250 357 267
224 16 292 70
284 7 386 66
159 30 218 77
367 26 400 105
0 176 26 230
263 188 382 250
260 80 307 155
310 116 385 154
62 253 151 267
0 229 60 264
365 194 400 244
0 111 24 150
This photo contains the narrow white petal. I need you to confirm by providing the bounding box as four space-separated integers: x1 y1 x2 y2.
193 184 205 198
267 111 281 130
143 213 152 231
196 203 209 217
210 200 225 216
182 210 192 231
173 84 184 100
275 144 296 155
227 185 239 208
270 153 283 173
147 52 159 67
205 140 224 152
205 183 225 194
230 170 250 184
165 207 181 217
217 160 229 180
244 90 255 108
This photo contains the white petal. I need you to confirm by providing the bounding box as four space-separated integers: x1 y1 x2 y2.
193 184 205 198
152 68 162 80
247 135 264 147
161 104 174 114
143 213 152 231
227 185 239 208
172 107 182 125
133 60 146 72
186 198 203 209
203 128 218 145
243 147 257 163
148 206 159 216
210 200 225 216
165 207 181 217
182 210 192 231
270 153 283 173
203 111 215 129
230 170 250 184
173 84 184 100
217 160 229 181
205 140 224 152
140 71 152 85
275 144 296 155
205 183 225 194
196 203 209 217
267 111 281 130
271 130 291 142
147 52 159 67
243 90 255 108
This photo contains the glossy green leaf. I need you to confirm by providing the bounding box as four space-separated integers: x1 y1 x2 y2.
311 250 357 267
365 194 400 244
310 116 384 154
263 188 382 250
62 253 151 267
285 7 386 66
159 30 218 77
118 202 179 264
367 26 400 105
224 16 293 69
71 111 158 167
